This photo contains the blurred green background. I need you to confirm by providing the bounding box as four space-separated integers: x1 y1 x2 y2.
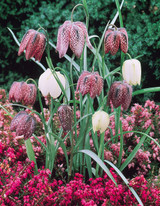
0 0 160 104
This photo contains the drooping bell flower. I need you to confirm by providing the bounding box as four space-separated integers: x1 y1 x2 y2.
9 81 37 106
18 29 46 61
107 81 132 111
104 26 128 55
122 59 141 86
58 105 72 131
56 21 93 58
76 71 103 99
92 110 110 133
10 111 36 140
38 69 65 99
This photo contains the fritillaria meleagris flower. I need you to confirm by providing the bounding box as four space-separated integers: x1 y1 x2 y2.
107 81 132 111
38 69 65 99
9 81 37 106
10 111 36 140
56 21 93 58
18 29 46 61
76 71 103 99
58 105 72 131
122 59 141 86
104 26 128 55
92 110 110 134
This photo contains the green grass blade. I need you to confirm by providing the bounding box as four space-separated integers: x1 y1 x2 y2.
120 127 151 172
104 160 144 206
132 87 160 97
79 149 117 186
25 138 38 174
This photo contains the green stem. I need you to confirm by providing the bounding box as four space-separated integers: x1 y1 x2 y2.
95 132 105 177
114 106 121 140
71 3 88 27
68 131 74 181
117 121 123 168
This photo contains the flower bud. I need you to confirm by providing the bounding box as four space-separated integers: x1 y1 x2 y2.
38 69 65 99
92 111 110 133
76 71 103 99
107 81 132 111
9 81 37 106
122 59 141 86
58 105 72 131
18 29 46 61
10 111 36 140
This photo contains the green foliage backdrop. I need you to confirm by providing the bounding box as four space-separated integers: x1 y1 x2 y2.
0 0 160 103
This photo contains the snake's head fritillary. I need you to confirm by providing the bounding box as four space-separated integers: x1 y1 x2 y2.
107 81 132 111
18 29 46 61
56 21 93 58
104 26 128 55
76 71 103 99
58 105 72 131
10 111 36 140
9 81 37 106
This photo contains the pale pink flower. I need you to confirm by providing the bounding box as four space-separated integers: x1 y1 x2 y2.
56 21 93 58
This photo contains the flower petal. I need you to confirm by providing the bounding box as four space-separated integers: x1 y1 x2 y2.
70 24 84 58
18 29 35 56
56 21 71 58
33 33 46 61
75 21 93 49
25 32 40 60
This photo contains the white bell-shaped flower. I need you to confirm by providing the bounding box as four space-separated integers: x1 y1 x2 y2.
122 59 141 86
38 69 65 98
92 110 110 134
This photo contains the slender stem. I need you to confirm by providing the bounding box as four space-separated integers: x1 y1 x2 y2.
108 24 118 30
71 3 88 27
125 53 132 60
68 130 74 181
95 132 105 177
0 105 14 118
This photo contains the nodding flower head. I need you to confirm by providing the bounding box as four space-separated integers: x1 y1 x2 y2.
104 26 128 55
92 110 110 134
58 105 72 131
9 81 37 106
107 81 132 111
56 21 93 58
38 69 65 99
18 29 46 61
122 59 141 86
76 71 103 99
10 111 36 140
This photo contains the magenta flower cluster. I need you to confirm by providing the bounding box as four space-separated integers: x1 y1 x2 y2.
1 89 160 205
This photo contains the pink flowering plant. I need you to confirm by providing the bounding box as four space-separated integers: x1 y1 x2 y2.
1 0 160 205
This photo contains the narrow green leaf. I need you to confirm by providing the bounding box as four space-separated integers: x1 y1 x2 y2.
25 138 38 174
132 87 160 97
120 127 151 172
104 160 144 206
79 149 117 185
